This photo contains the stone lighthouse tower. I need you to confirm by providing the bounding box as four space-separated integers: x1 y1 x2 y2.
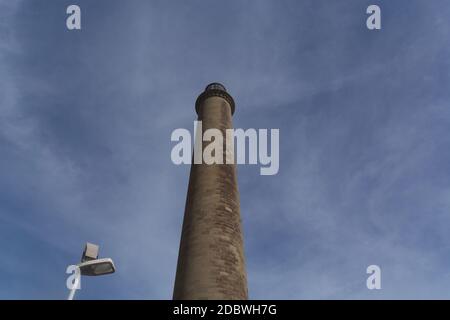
173 83 248 300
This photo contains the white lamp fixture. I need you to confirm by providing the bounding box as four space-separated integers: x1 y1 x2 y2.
67 243 116 300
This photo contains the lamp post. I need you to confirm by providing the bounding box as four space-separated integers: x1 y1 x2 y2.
67 243 116 300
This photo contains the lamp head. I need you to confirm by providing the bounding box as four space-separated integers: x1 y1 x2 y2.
78 258 116 276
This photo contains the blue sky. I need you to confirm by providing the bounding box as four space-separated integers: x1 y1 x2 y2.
1 0 450 299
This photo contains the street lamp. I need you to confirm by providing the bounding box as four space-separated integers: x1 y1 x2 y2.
78 258 115 276
67 243 116 300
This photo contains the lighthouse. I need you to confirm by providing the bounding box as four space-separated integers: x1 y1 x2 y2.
173 83 248 300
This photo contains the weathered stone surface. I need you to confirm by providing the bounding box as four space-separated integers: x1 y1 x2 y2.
173 85 248 300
